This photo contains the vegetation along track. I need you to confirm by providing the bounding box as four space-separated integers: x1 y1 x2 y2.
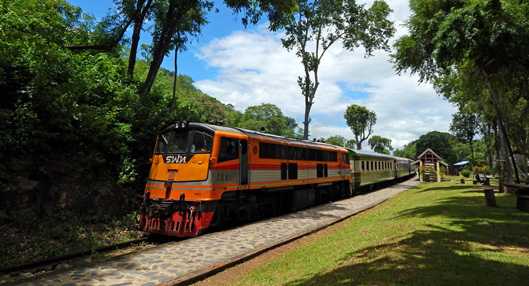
0 237 157 279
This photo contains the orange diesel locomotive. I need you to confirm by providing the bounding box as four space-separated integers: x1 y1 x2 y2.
139 122 352 237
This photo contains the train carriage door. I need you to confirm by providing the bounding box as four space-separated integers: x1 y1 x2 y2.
240 139 249 186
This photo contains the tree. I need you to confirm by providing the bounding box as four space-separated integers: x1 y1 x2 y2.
239 103 298 137
326 135 347 147
143 0 212 94
393 141 416 159
368 135 393 154
344 104 376 150
450 105 479 165
392 0 529 182
345 139 356 150
279 0 394 140
414 131 457 165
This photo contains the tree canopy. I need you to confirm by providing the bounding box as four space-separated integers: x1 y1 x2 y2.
392 0 529 181
344 104 377 150
239 103 299 138
368 135 393 155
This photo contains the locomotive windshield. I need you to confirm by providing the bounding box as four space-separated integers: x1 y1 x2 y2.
155 130 213 154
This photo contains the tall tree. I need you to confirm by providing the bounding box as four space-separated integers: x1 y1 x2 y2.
279 0 395 140
368 135 393 154
117 0 156 78
344 104 376 150
143 0 212 94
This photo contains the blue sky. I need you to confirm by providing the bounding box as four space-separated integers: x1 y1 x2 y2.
66 0 456 151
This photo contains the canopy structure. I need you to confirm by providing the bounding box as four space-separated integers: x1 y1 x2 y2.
454 161 469 166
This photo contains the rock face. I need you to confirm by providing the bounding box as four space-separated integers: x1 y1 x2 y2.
0 157 138 219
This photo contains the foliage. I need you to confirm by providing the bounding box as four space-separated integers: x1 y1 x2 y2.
344 104 377 150
278 0 395 139
239 103 298 137
368 135 393 154
392 0 529 182
460 169 471 178
394 142 417 159
428 166 436 174
0 208 143 270
474 165 490 175
0 0 241 221
440 165 446 179
326 135 347 147
450 105 480 164
415 131 457 165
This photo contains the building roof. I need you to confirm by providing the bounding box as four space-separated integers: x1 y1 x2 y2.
417 148 443 160
415 148 449 167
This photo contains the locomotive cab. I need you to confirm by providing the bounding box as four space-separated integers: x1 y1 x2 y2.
140 122 218 237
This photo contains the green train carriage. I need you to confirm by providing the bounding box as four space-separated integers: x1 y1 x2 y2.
348 149 414 193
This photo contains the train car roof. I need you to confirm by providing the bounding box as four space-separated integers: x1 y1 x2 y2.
347 149 399 160
393 156 413 162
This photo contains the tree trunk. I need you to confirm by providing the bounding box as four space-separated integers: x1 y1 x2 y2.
143 0 195 95
170 40 179 109
482 67 520 183
128 21 143 78
132 0 153 76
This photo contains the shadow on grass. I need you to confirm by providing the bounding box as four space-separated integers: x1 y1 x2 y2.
285 187 529 286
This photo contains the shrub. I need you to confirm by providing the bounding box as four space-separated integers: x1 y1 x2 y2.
460 169 471 178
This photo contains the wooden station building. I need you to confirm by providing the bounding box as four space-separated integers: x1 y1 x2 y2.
413 148 449 182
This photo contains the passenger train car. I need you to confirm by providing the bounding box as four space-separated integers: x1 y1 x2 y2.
139 122 352 237
348 149 415 193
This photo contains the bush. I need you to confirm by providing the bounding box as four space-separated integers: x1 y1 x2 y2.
460 169 471 178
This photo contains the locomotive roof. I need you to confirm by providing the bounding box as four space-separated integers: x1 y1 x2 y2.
163 122 347 152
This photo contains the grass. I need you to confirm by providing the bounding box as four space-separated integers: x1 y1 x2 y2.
220 177 529 286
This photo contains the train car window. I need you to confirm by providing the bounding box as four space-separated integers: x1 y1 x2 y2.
315 150 322 161
317 164 323 177
289 146 301 160
219 137 239 162
166 131 190 153
281 163 287 180
191 132 213 153
280 145 288 159
259 142 271 158
308 148 316 161
324 164 328 177
156 135 169 154
288 163 298 179
361 161 365 171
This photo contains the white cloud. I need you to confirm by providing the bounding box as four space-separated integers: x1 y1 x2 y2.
193 0 456 151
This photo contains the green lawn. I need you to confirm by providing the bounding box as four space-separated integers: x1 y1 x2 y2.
224 178 529 285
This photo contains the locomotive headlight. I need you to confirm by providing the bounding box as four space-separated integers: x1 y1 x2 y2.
174 121 180 129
